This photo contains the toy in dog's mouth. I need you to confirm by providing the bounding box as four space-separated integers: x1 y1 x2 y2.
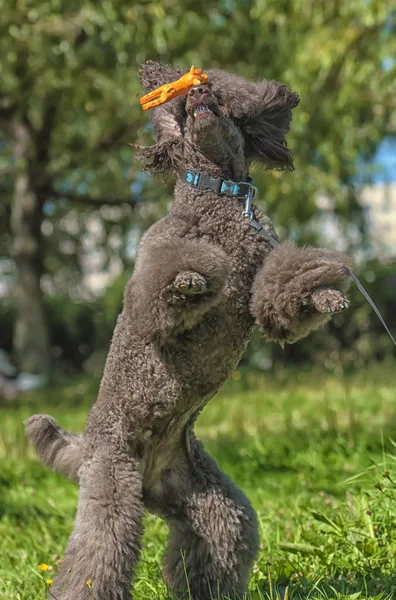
140 65 209 110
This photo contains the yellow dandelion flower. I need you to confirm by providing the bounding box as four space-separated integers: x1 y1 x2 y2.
45 579 53 586
86 579 92 586
38 564 49 572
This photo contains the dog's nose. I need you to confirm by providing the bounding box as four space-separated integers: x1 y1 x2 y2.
188 86 209 98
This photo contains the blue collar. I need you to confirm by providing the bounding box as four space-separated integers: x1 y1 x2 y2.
181 170 257 200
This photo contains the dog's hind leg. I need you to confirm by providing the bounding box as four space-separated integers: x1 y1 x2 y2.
50 443 144 600
162 437 259 600
25 414 83 482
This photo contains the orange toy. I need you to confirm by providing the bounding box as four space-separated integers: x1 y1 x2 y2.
140 65 209 110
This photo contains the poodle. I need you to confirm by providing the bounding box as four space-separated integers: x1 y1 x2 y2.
25 62 351 600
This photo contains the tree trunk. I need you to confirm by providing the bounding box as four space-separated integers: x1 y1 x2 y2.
10 120 50 375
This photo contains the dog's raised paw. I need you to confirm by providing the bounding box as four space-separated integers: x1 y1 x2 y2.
310 288 350 314
172 271 207 295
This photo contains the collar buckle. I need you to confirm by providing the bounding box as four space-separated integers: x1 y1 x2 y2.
198 172 222 194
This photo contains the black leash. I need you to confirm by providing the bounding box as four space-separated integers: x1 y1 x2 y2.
346 268 396 345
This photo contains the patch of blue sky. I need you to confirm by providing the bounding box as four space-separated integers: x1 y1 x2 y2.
355 137 396 186
372 138 396 183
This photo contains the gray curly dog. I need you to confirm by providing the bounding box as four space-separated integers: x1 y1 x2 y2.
25 62 351 600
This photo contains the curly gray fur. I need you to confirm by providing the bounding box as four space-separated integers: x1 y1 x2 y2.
25 62 350 600
25 414 82 482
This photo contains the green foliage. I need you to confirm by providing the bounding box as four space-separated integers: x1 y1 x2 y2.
0 296 96 370
46 295 97 370
1 0 141 193
1 366 396 599
1 0 395 230
1 1 395 369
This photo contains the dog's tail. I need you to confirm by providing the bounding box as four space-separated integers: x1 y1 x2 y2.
24 414 83 483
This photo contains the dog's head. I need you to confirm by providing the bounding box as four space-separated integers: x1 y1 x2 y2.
136 61 299 179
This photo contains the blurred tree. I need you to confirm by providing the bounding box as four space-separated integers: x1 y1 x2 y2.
0 0 395 373
0 2 145 372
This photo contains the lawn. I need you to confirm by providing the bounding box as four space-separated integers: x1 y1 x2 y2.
1 362 396 599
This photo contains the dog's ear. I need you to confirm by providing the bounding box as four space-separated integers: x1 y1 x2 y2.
242 81 300 171
136 61 188 174
208 70 300 171
138 60 186 93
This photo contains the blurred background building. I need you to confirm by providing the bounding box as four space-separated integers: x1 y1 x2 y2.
360 183 396 259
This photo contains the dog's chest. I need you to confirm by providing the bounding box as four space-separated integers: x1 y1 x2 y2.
161 222 268 400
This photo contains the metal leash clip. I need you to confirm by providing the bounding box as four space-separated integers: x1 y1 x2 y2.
242 184 258 221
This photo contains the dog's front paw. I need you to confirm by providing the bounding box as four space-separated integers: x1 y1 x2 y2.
172 271 207 295
161 271 208 305
310 287 350 314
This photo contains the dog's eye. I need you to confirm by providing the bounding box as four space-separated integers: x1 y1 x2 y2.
219 104 230 116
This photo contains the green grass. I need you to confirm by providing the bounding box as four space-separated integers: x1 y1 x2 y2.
1 362 396 599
